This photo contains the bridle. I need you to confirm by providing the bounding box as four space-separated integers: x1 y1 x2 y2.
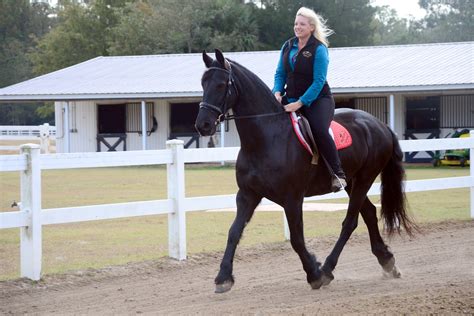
199 63 285 126
199 65 236 125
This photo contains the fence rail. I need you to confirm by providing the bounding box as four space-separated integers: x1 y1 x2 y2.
0 125 56 136
0 124 55 153
1 133 474 280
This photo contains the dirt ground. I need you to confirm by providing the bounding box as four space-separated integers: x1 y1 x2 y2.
1 220 473 315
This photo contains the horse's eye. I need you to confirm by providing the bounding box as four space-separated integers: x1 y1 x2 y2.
216 83 226 90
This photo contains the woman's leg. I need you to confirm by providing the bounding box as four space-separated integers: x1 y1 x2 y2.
301 95 346 190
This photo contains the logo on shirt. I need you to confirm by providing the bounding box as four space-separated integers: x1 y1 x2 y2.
302 51 312 58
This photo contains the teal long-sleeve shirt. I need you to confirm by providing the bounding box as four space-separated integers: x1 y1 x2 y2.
272 39 329 107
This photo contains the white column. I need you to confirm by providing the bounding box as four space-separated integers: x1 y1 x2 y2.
389 94 395 131
64 102 70 153
141 100 147 150
19 144 42 280
166 139 186 260
470 130 474 219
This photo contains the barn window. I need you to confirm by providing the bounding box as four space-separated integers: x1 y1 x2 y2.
406 96 440 130
98 102 156 135
98 104 126 133
126 102 155 133
169 102 200 134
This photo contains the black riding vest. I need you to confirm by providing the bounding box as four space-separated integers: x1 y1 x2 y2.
283 36 331 100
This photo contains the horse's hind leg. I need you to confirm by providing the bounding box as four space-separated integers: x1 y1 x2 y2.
214 189 261 293
360 197 401 278
284 199 324 289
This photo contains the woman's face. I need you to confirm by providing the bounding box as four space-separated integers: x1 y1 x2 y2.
294 15 314 39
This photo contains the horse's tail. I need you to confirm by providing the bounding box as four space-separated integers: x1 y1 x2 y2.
380 130 417 237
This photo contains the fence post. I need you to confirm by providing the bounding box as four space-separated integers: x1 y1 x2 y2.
39 123 51 154
166 139 186 260
19 144 42 280
283 213 290 240
470 130 474 219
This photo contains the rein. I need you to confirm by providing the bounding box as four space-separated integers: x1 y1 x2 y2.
224 111 286 121
200 64 286 125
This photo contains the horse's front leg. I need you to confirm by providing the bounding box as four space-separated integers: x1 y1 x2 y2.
284 199 325 289
321 181 367 286
215 189 261 293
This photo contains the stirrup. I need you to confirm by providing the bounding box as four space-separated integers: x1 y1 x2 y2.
331 176 347 192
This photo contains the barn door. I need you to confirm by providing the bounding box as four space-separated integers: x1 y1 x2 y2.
97 104 127 151
405 97 440 162
169 102 201 148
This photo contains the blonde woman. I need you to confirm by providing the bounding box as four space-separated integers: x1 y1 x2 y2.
273 7 346 192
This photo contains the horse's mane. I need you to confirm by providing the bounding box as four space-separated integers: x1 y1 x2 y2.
227 59 283 111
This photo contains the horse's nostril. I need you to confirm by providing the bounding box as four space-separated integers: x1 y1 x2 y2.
196 120 214 136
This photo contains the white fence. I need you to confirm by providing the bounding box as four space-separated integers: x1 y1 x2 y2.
1 133 474 281
0 124 56 153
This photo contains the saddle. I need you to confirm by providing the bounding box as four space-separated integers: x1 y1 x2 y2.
289 112 352 165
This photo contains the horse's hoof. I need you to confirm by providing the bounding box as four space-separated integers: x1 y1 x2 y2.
310 272 334 289
382 257 402 278
383 265 402 278
382 257 395 272
215 280 234 293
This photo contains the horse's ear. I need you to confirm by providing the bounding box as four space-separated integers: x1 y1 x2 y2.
215 49 225 64
202 50 213 68
214 48 229 70
214 49 230 70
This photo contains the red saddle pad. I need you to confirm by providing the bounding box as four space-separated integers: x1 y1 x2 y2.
330 121 352 150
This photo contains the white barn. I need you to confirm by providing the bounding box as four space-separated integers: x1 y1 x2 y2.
0 41 472 162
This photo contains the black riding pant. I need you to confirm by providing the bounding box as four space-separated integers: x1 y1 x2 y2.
300 95 345 177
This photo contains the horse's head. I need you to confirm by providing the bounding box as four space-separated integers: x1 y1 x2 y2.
195 49 238 136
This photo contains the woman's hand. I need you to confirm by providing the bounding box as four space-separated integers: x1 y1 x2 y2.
284 100 303 112
274 92 282 103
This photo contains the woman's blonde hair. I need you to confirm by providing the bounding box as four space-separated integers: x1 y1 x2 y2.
296 7 334 47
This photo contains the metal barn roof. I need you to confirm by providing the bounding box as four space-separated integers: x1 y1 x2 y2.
0 41 472 101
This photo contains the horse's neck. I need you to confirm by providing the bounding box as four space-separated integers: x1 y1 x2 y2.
231 68 289 150
233 95 289 151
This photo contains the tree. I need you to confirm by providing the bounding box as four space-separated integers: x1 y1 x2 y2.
0 0 54 124
107 0 260 55
29 0 131 75
107 2 161 55
208 1 259 52
250 0 377 49
371 6 411 45
320 0 377 47
0 0 52 88
417 0 473 42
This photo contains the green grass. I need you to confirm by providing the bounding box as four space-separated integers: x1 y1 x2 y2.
0 165 471 280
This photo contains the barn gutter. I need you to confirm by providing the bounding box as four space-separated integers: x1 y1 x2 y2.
141 100 147 150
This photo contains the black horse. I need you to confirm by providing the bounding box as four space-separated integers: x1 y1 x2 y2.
195 49 416 293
